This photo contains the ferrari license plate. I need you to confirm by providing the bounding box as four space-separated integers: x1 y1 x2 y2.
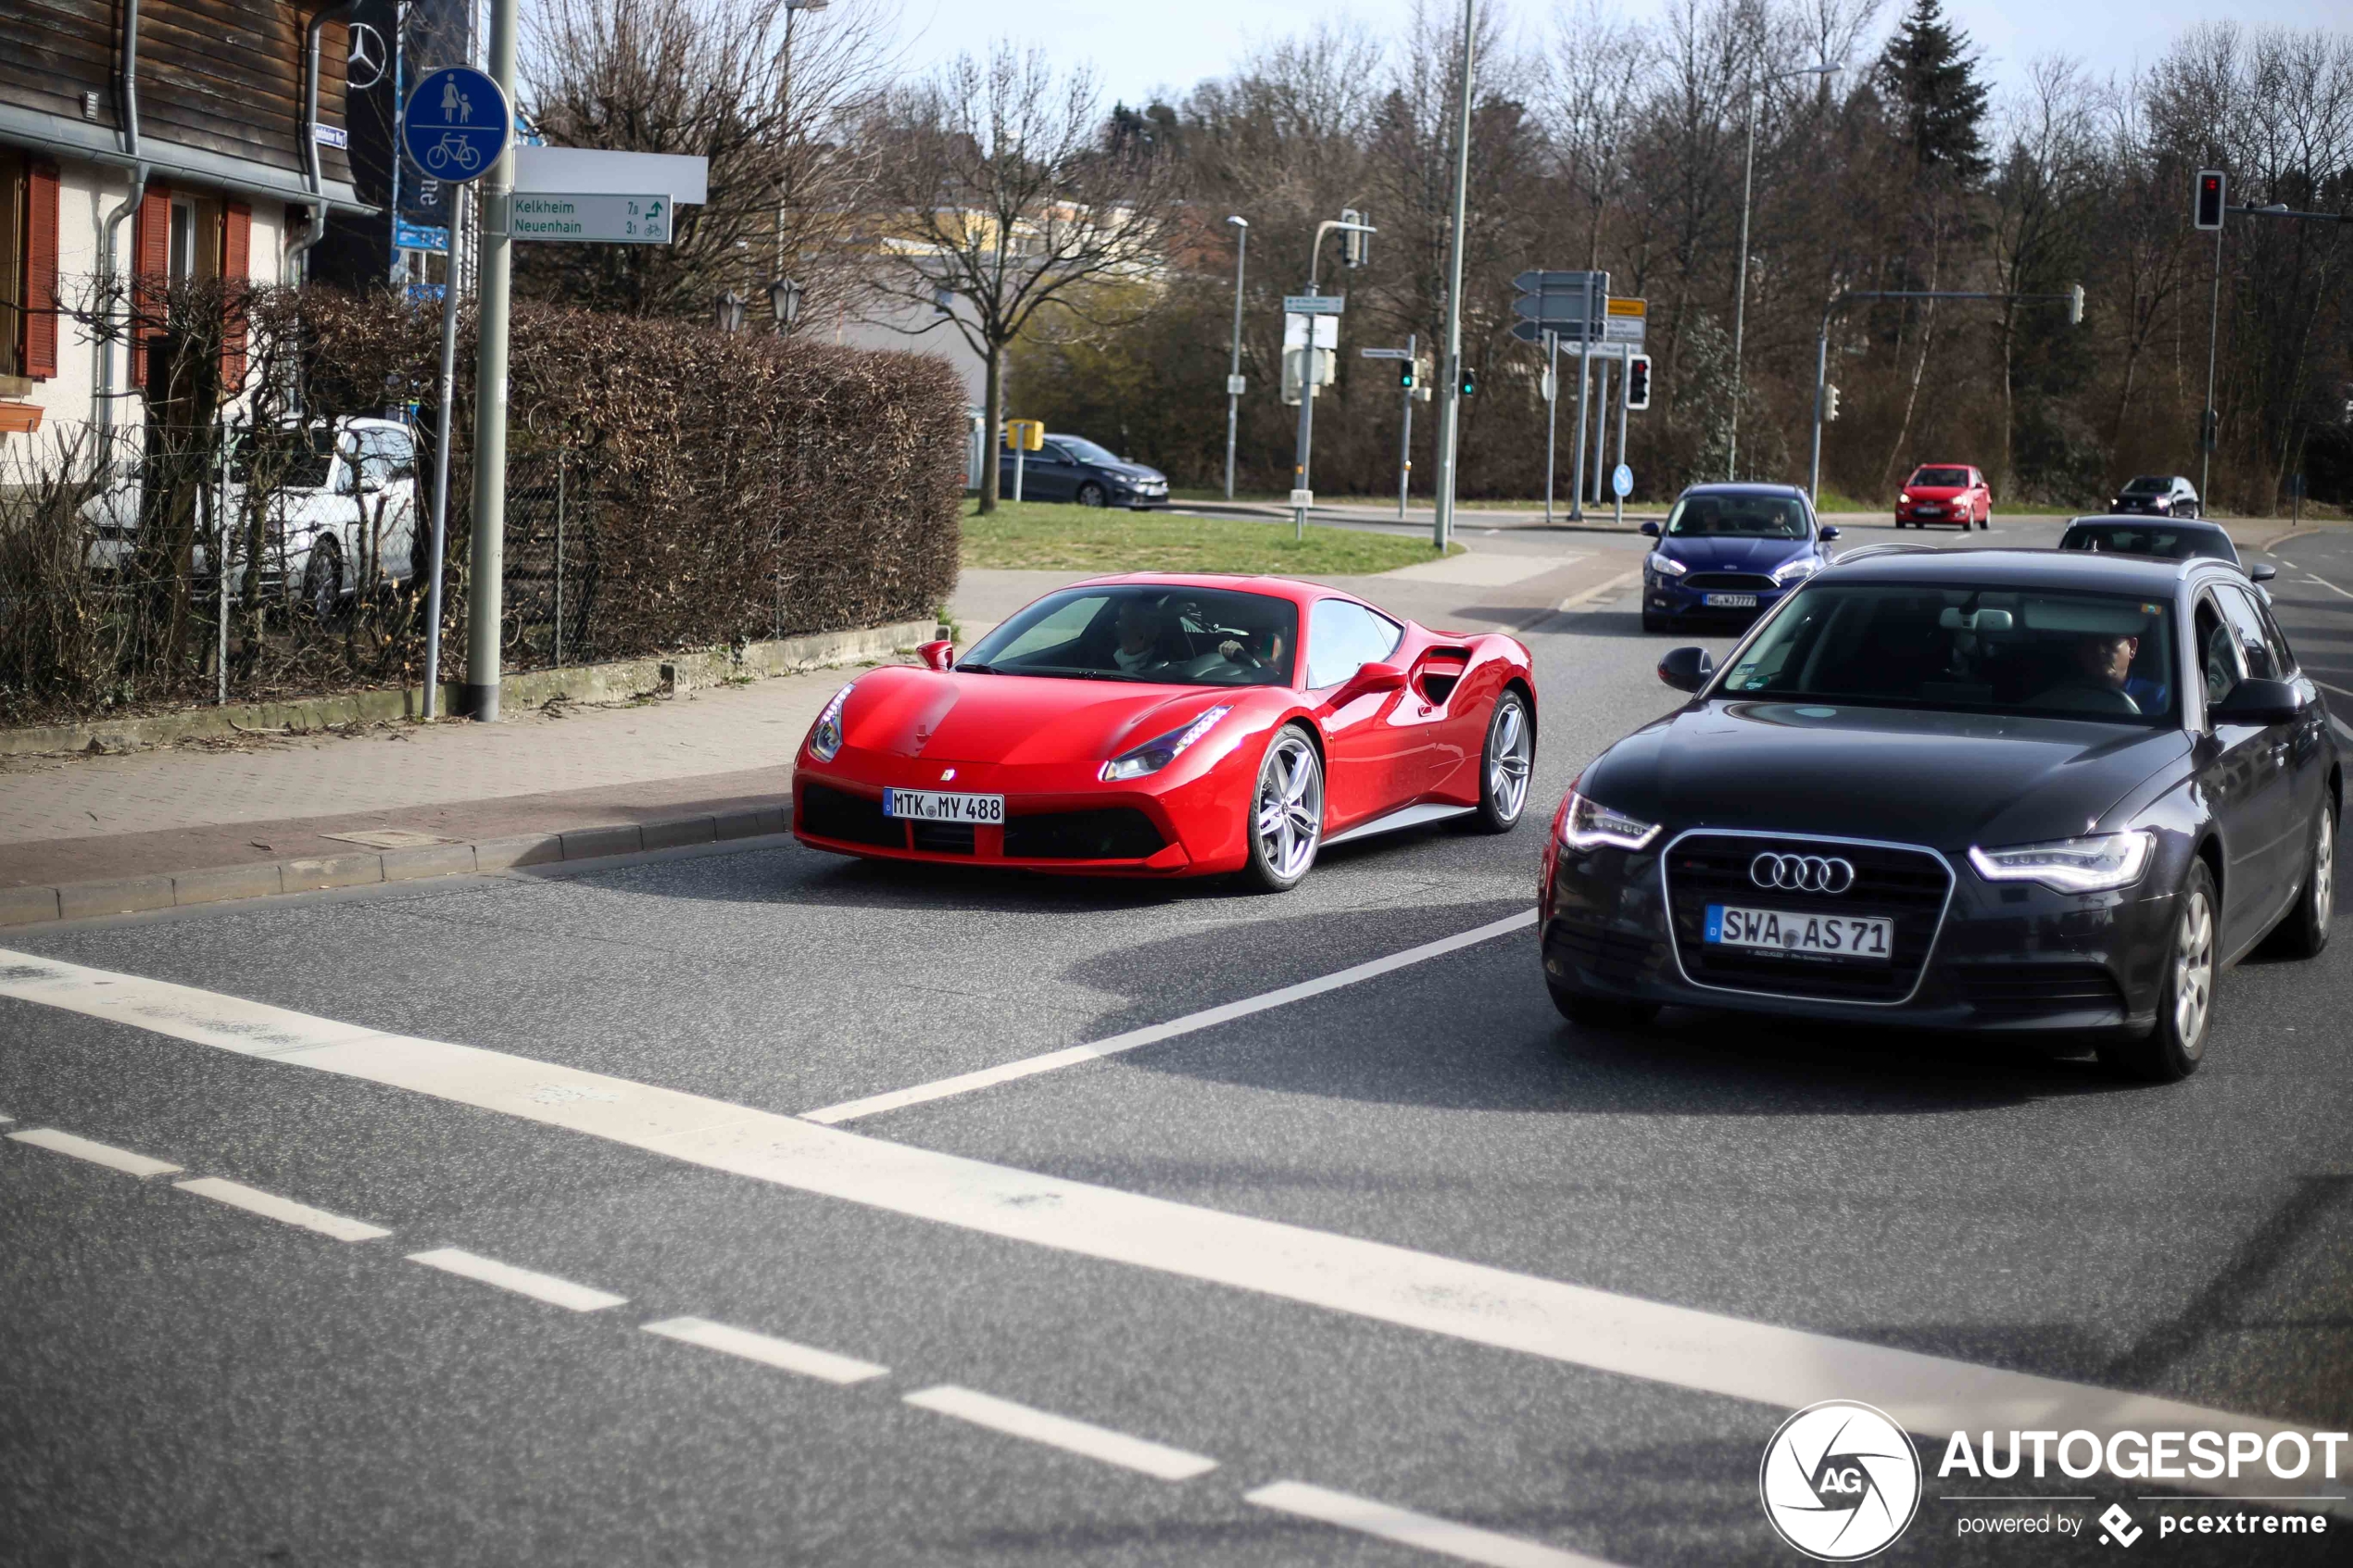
1705 903 1891 961
1703 593 1758 608
882 788 1005 823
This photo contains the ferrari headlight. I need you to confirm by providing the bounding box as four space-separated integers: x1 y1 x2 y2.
1558 787 1661 852
1101 704 1231 782
1771 556 1819 585
1647 552 1687 577
1969 832 2152 894
807 682 854 762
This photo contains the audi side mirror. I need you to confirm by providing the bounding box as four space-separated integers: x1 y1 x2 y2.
1818 525 1841 541
915 639 955 671
1639 521 1660 537
2212 677 2303 727
2249 563 2277 583
1656 646 1715 694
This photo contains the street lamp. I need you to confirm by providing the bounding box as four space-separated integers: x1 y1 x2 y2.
1728 58 1842 483
1224 216 1248 501
768 276 803 332
713 290 747 332
1433 0 1476 553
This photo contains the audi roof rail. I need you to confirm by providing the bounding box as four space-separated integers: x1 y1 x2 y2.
1829 542 1943 566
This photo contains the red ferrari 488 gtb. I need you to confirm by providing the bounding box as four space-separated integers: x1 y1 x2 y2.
792 574 1538 890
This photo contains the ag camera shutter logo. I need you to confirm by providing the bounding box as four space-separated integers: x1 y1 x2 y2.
1759 1400 1921 1561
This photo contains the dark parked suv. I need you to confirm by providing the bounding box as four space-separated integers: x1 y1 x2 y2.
998 434 1170 508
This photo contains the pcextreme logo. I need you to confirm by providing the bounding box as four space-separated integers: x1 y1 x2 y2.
1759 1400 1924 1562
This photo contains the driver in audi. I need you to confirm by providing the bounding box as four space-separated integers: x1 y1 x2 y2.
2034 631 2151 715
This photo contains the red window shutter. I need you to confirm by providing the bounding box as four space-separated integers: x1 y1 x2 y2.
22 161 59 380
220 200 251 387
130 182 170 388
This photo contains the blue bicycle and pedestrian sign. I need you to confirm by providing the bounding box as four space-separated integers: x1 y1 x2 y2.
402 67 510 184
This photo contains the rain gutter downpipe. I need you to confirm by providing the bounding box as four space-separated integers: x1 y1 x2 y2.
95 0 146 440
285 1 359 281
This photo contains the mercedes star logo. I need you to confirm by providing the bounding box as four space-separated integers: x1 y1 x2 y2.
1751 852 1857 895
346 22 387 91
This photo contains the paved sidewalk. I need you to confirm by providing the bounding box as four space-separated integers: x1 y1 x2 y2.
0 550 1643 909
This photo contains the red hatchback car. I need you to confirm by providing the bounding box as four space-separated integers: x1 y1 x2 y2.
792 574 1538 892
1896 463 1992 530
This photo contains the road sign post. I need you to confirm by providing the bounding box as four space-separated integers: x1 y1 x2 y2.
403 65 510 722
1542 330 1559 524
1361 342 1418 519
1285 282 1348 543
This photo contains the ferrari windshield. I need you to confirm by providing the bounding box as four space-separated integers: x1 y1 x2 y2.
959 585 1300 687
1717 583 2181 724
1665 494 1807 539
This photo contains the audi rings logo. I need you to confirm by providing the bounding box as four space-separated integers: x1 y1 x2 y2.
1752 852 1856 895
1759 1400 1921 1561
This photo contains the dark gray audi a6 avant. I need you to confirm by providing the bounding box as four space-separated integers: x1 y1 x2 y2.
1539 546 2341 1081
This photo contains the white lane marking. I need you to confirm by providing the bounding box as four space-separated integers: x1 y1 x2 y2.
172 1176 392 1241
1246 1480 1618 1568
0 945 2337 1505
641 1316 887 1385
799 910 1538 1124
2298 574 2353 599
7 1126 182 1179
903 1385 1216 1481
405 1248 628 1312
1554 569 1642 613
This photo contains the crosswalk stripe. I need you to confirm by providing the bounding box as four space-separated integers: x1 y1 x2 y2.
0 943 2340 1506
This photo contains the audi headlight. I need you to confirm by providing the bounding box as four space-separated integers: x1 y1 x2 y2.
1969 832 2153 894
1101 704 1231 782
1771 556 1819 585
1559 787 1661 852
1647 552 1687 578
807 682 854 762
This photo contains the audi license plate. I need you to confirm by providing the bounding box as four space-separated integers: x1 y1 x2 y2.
882 788 1004 823
1705 904 1891 961
1703 593 1758 608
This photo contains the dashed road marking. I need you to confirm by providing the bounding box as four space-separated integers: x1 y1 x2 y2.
7 1126 183 1179
903 1385 1216 1481
641 1316 887 1385
173 1176 392 1241
799 909 1537 1124
406 1248 628 1312
1246 1480 1620 1567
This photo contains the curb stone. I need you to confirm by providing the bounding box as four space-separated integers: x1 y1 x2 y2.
1 803 794 929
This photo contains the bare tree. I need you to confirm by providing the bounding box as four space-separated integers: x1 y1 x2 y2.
519 0 898 323
868 44 1179 512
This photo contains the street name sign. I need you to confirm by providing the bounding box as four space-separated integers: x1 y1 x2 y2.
1284 295 1345 315
1604 296 1648 345
402 67 509 184
1359 347 1413 359
510 194 673 245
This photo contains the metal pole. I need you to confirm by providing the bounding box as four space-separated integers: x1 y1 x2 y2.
1013 442 1025 503
1568 288 1591 521
1592 353 1612 505
214 424 229 704
1729 75 1758 483
1226 221 1246 501
1291 287 1317 544
2200 220 2222 506
1432 0 1475 553
554 450 565 668
464 0 519 721
1398 331 1416 520
1614 345 1629 527
422 189 465 721
1808 307 1831 502
1542 329 1557 525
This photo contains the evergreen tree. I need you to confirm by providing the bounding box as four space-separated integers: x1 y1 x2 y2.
1875 0 1991 179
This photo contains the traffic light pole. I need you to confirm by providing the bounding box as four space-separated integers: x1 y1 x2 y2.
1398 332 1416 521
2200 221 2221 505
1615 354 1629 527
1290 216 1374 543
1432 0 1476 554
1808 286 2082 503
1568 282 1592 521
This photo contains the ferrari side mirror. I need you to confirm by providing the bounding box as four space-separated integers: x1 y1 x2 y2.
915 639 955 671
1325 660 1406 710
1656 646 1715 694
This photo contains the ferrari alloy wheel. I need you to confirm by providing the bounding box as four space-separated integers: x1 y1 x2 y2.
2102 860 2216 1083
1475 692 1532 833
1244 726 1323 891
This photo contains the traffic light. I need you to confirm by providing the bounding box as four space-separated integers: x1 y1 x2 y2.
1459 364 1477 397
2068 283 2084 326
2195 169 2226 231
1624 354 1651 410
1340 208 1370 269
2200 408 2219 451
1825 383 1842 422
1398 360 1416 391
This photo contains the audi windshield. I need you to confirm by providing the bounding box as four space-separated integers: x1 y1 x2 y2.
1715 583 2181 724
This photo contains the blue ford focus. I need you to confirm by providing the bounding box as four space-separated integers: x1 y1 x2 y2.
1641 483 1839 633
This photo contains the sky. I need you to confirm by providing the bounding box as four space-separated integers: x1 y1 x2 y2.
887 0 2345 110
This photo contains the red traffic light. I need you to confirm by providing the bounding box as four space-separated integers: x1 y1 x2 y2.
2195 169 2226 231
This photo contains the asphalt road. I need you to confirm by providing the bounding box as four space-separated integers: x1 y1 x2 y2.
4 518 2349 1568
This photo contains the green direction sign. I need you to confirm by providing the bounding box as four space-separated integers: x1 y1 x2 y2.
510 194 673 245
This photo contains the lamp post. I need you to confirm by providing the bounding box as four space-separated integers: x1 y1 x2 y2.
775 0 827 298
1289 211 1376 542
1728 59 1841 483
713 290 747 332
768 276 803 332
1224 215 1247 501
1433 0 1476 553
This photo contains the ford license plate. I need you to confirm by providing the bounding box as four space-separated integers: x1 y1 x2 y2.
1705 903 1891 961
882 788 1005 823
1703 593 1758 608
